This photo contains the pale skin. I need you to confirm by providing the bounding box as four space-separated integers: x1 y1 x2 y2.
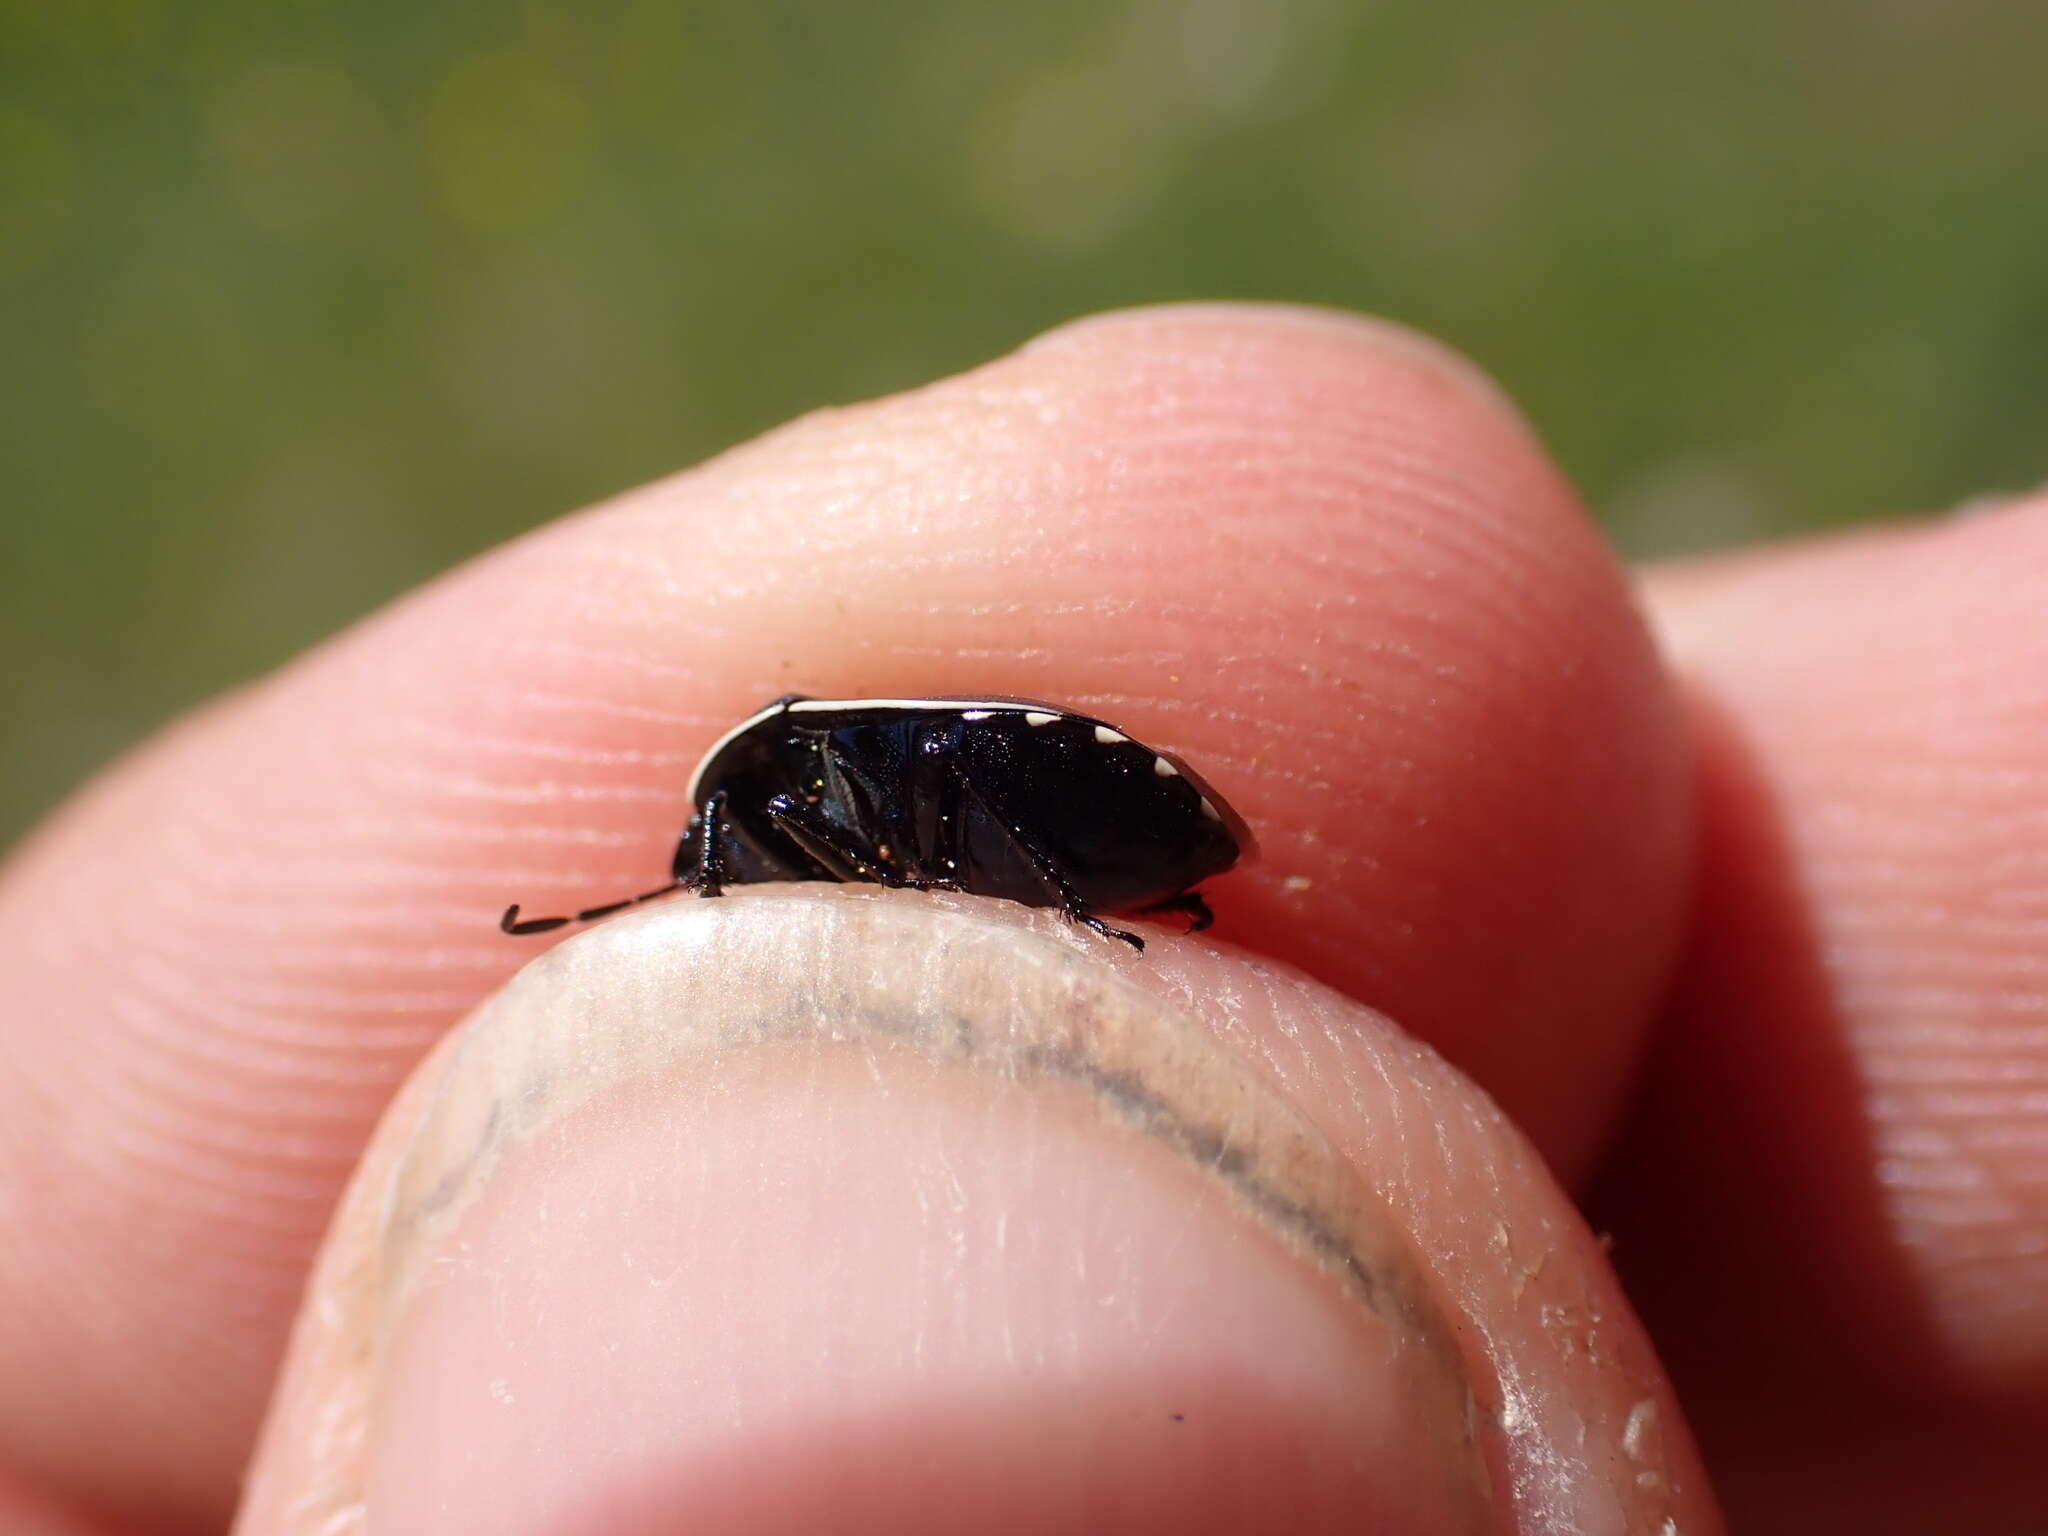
0 305 2042 1534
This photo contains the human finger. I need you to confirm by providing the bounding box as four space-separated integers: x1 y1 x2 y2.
0 305 1686 1530
238 890 1719 1535
1599 495 2048 1531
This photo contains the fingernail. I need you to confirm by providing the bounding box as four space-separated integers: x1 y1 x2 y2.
274 890 1494 1534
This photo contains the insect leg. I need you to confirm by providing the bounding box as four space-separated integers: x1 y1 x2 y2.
944 764 1145 952
684 790 733 896
669 812 701 882
762 794 889 884
899 753 967 893
1133 890 1214 933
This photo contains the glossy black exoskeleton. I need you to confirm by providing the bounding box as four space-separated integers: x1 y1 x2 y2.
502 694 1252 951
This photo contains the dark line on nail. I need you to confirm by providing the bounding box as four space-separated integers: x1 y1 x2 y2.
1019 1043 1395 1320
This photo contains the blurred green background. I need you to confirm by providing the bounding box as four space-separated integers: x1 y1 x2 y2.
4 0 2045 848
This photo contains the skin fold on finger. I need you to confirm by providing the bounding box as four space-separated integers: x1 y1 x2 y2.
0 303 1687 1531
1599 495 2048 1532
237 888 1717 1536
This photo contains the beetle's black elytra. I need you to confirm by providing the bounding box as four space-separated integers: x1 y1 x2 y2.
501 695 1251 952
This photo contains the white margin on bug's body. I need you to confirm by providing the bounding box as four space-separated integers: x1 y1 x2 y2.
691 698 1091 802
785 698 1068 717
687 697 799 802
692 698 1226 822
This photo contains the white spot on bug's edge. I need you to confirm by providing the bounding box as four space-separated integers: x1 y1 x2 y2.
1154 757 1179 777
1025 711 1056 727
1199 797 1222 820
1094 725 1126 744
1283 874 1312 892
962 710 994 721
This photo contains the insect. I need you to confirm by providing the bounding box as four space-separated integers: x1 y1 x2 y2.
502 694 1252 951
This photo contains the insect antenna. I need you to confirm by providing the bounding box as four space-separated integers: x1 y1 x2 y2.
500 880 682 936
502 800 716 936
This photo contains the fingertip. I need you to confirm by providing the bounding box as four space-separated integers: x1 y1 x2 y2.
241 892 1718 1536
1022 300 1534 424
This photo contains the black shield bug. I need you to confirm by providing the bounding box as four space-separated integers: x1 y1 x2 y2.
501 695 1252 951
